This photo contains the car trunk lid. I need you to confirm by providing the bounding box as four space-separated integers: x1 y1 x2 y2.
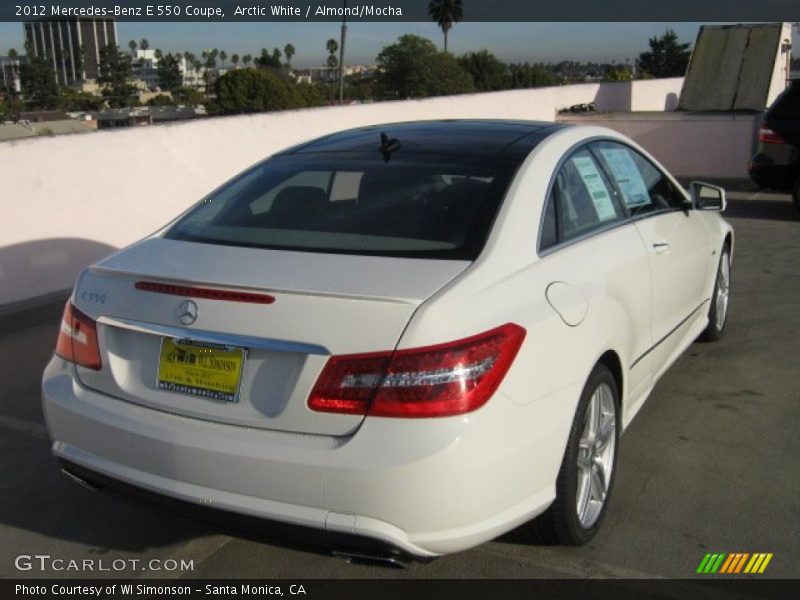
72 237 470 436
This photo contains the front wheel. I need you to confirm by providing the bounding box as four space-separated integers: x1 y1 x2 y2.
530 364 619 545
699 246 731 342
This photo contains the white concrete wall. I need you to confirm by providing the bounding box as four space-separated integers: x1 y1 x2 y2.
630 77 683 111
557 112 759 181
0 78 684 308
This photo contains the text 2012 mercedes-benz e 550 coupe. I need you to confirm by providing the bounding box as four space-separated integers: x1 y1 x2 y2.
43 121 733 558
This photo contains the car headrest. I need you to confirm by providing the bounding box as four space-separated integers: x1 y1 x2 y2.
270 186 327 219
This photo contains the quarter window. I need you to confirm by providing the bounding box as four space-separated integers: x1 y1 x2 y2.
592 141 686 216
540 148 624 251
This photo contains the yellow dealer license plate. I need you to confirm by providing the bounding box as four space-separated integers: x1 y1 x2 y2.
157 338 245 402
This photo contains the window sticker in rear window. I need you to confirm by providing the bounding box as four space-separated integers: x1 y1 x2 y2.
571 155 617 222
598 148 651 207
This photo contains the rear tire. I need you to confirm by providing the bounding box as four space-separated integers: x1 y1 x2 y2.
699 246 731 342
530 363 619 545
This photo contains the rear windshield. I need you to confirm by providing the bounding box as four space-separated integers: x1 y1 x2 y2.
165 153 518 260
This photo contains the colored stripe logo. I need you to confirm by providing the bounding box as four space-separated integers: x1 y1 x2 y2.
696 553 773 574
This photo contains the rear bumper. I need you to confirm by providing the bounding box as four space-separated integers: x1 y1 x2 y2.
748 155 798 190
43 357 573 556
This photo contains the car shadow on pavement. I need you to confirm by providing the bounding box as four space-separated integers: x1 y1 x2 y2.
725 197 799 222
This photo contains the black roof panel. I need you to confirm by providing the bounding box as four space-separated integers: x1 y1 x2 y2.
279 120 569 160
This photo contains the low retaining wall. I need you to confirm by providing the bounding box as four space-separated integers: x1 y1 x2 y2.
1 78 689 308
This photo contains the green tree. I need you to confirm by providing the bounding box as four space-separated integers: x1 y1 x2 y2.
294 82 323 107
231 53 240 68
219 50 227 68
637 29 691 78
508 62 556 89
20 42 60 110
325 38 339 98
146 93 175 106
213 68 301 114
173 86 205 106
375 34 475 99
8 48 18 60
604 65 634 82
428 0 463 53
139 39 149 51
255 48 281 70
157 53 183 91
242 54 252 68
458 49 509 91
59 88 104 111
284 44 296 69
98 44 136 108
128 40 137 56
1 94 23 121
154 48 163 61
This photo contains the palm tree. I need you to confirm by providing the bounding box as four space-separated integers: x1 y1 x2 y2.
243 54 252 68
128 40 137 56
231 53 240 69
184 51 195 65
326 38 338 57
139 38 149 51
154 48 163 61
284 43 296 69
428 0 463 53
219 50 227 68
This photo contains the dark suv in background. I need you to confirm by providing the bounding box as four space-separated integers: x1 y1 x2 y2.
749 79 800 209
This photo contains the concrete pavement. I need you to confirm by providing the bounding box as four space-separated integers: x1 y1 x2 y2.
1 191 797 580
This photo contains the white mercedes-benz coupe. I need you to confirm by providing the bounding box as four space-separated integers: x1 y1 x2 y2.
42 120 733 560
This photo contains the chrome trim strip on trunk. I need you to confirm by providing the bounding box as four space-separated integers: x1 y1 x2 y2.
96 315 330 356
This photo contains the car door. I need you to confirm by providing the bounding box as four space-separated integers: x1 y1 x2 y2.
591 141 711 376
538 145 654 414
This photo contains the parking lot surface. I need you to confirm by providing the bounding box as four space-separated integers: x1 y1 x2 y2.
1 191 798 580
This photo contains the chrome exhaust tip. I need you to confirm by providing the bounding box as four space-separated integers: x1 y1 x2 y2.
332 550 409 569
60 467 100 492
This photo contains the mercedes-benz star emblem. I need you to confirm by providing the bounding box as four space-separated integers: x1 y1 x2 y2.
178 300 199 326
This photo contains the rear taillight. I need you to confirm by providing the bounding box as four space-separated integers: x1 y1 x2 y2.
308 324 526 418
55 302 102 370
759 126 787 145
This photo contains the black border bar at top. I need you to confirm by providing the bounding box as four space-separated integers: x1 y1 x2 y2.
2 0 800 22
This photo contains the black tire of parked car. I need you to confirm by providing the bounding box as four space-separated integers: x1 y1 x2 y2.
529 363 620 546
699 246 731 342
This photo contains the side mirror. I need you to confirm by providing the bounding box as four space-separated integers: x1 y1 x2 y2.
690 181 726 212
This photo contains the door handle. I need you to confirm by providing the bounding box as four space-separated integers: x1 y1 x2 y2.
652 242 670 253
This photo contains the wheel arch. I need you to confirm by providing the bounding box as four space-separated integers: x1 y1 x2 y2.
596 349 623 410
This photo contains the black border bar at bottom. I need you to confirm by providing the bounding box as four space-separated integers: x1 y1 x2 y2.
4 578 798 600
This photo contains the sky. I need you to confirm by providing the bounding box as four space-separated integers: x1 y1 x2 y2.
0 21 797 68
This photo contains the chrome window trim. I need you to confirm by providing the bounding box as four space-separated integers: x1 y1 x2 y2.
96 315 331 356
536 136 691 258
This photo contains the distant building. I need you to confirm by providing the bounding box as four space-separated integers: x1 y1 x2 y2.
0 56 22 93
131 49 160 90
90 106 206 129
23 18 117 85
295 64 375 84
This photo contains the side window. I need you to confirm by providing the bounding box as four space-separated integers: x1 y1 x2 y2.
592 141 686 216
540 148 623 251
